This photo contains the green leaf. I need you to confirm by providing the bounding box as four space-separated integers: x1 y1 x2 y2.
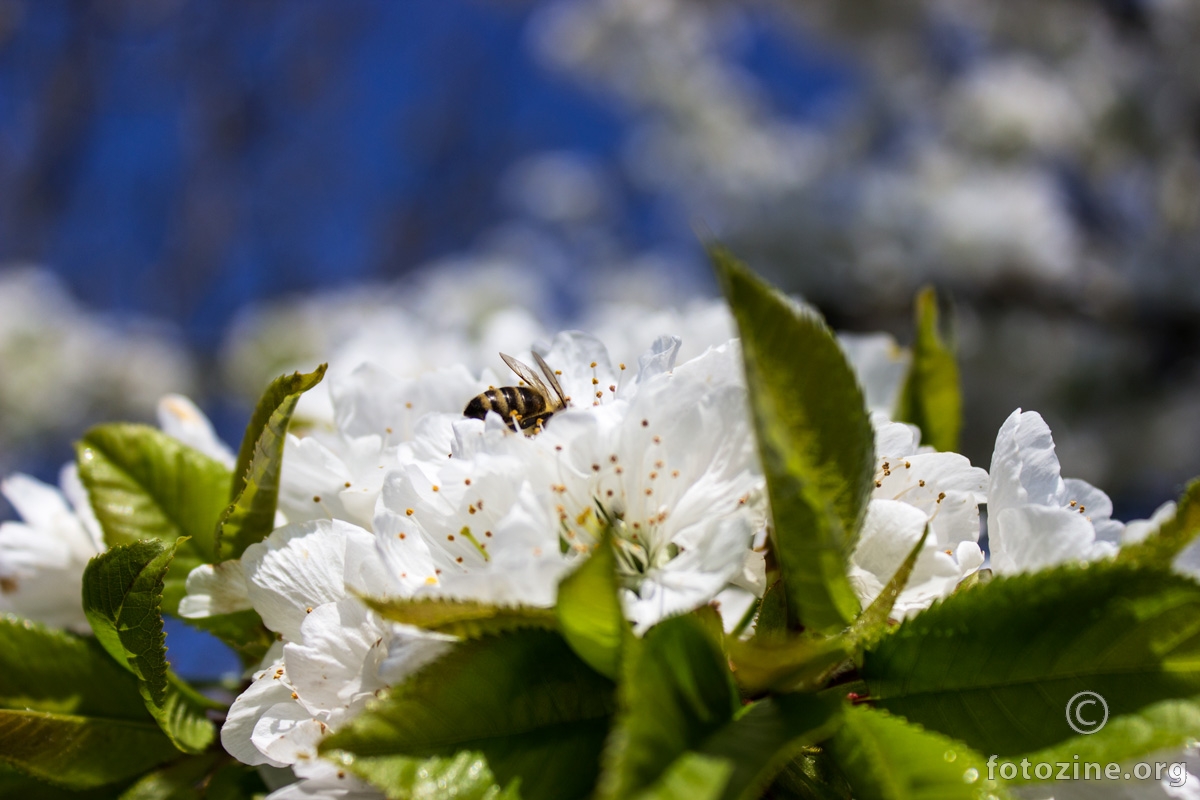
598 610 739 800
631 754 732 800
201 761 270 800
217 365 327 561
117 753 221 800
0 622 179 793
895 287 961 453
848 525 930 651
82 541 175 702
1118 479 1200 567
616 694 843 800
0 762 129 799
556 534 626 679
728 635 851 696
1012 695 1200 783
76 424 232 615
182 609 274 668
713 248 872 633
862 561 1200 756
81 541 216 754
768 751 853 800
754 579 789 642
952 568 991 594
333 751 521 800
697 694 842 800
323 629 615 800
362 596 557 639
0 709 181 790
826 705 1007 800
0 614 149 720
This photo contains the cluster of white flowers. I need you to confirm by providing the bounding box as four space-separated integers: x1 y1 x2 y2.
183 327 774 798
204 319 1198 797
3 298 1196 798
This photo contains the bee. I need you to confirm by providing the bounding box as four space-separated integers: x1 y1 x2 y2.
464 352 568 433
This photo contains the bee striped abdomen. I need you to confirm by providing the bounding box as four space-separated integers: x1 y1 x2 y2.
464 387 547 430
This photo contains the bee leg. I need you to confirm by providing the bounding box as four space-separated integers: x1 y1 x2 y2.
518 412 555 435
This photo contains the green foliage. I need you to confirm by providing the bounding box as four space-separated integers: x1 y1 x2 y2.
826 705 1007 800
336 751 521 800
631 754 733 800
322 628 615 800
754 580 789 642
0 709 181 790
768 751 852 800
1118 479 1200 566
728 635 851 696
201 762 270 800
75 424 232 614
217 365 327 561
0 762 128 799
862 561 1200 756
74 415 278 664
895 287 962 453
556 533 626 679
362 596 557 639
0 617 180 792
117 753 222 800
697 695 842 800
0 614 148 720
713 248 873 634
598 610 739 799
81 541 216 754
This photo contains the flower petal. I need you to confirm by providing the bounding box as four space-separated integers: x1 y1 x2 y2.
988 409 1064 514
991 505 1114 574
222 663 295 768
157 393 236 467
179 560 253 618
283 599 389 717
243 520 375 642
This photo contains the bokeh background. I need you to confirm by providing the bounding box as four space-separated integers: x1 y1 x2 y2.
2 0 1199 531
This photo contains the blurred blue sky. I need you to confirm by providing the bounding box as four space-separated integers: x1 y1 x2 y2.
0 0 853 349
0 2 857 677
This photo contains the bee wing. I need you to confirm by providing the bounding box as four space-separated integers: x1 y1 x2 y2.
500 353 550 395
531 351 568 407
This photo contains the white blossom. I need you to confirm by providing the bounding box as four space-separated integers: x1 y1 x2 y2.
848 416 988 617
946 58 1091 155
213 520 450 800
838 334 910 417
374 332 764 632
579 296 736 376
987 409 1122 574
157 394 236 468
0 465 103 633
278 363 483 531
